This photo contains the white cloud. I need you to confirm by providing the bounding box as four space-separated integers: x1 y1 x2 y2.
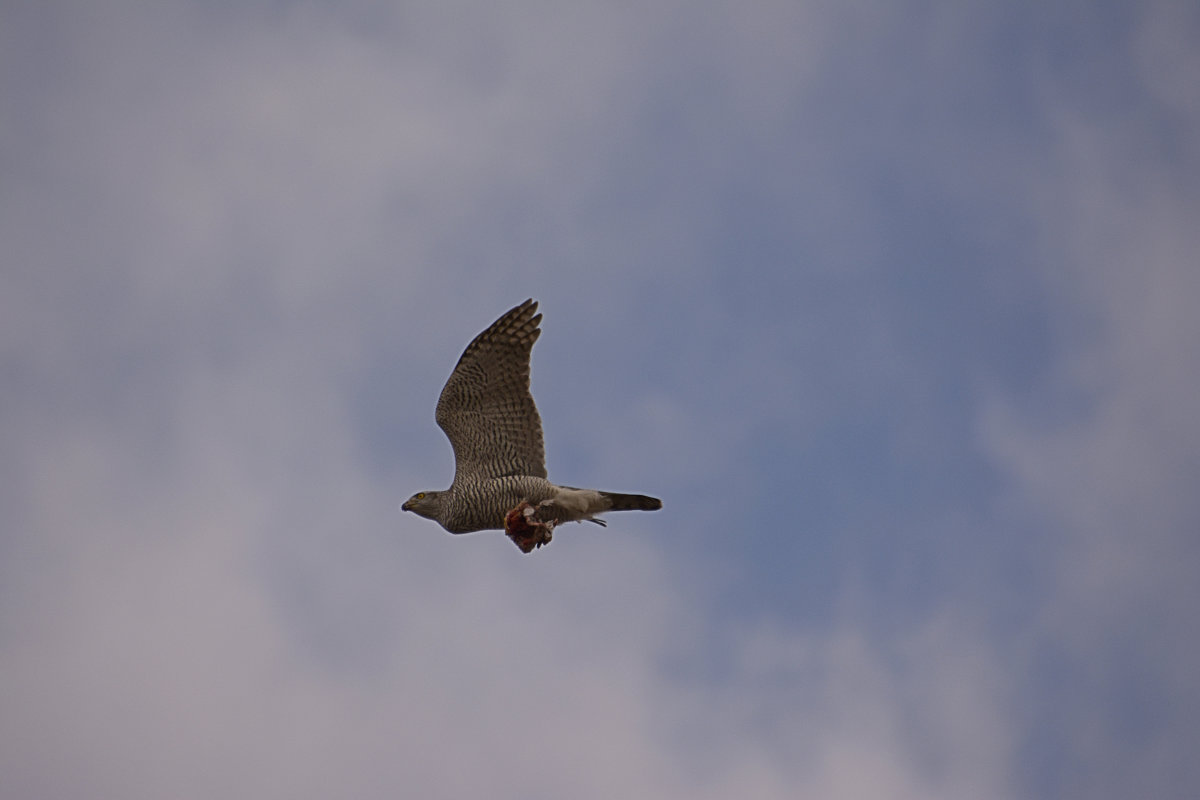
4 0 1198 798
980 3 1200 794
1 352 1018 798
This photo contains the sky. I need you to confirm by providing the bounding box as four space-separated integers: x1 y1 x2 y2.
2 0 1198 797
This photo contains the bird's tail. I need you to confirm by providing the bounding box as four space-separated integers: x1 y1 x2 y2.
599 491 663 512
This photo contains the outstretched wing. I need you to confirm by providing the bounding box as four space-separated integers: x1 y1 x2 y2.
435 299 547 484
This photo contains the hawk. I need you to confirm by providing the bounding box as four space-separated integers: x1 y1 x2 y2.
402 299 662 551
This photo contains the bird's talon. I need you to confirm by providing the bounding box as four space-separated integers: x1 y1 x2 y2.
505 500 557 553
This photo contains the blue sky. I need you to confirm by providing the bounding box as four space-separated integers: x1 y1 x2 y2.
3 1 1198 797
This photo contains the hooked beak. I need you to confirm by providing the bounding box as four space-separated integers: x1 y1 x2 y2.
400 500 412 512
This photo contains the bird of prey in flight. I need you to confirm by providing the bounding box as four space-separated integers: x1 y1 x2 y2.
402 299 661 552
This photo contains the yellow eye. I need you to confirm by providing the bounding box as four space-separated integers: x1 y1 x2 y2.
416 492 426 499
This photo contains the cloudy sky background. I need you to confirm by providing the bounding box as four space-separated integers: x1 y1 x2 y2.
3 1 1198 797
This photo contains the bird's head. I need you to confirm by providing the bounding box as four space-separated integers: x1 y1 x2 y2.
401 490 443 521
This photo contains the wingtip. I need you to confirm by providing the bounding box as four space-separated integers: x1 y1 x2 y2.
511 298 538 318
